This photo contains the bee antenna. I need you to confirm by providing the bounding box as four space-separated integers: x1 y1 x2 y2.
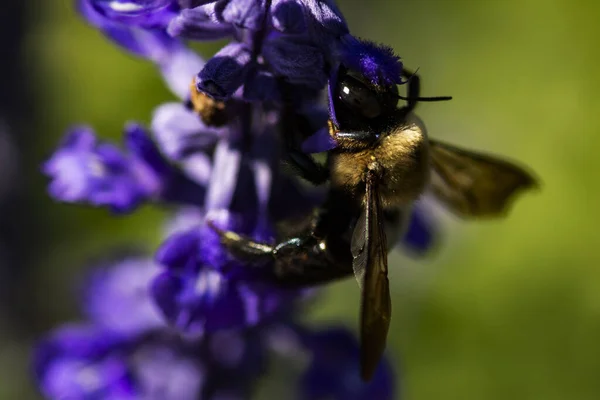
397 67 452 102
399 67 421 84
395 94 453 102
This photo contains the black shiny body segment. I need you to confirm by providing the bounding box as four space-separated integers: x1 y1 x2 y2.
270 188 359 286
212 186 406 288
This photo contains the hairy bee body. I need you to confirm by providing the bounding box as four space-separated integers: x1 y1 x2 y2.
330 113 430 209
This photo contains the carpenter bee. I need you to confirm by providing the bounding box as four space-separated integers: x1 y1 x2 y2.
208 66 537 381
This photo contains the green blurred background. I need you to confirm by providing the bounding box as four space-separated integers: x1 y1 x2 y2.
2 0 600 398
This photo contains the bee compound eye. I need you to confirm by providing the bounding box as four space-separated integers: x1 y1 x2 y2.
337 75 383 119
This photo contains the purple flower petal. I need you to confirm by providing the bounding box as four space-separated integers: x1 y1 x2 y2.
168 7 234 40
400 203 438 256
79 0 179 59
179 152 213 186
216 0 266 30
33 325 133 400
158 45 205 99
178 0 215 7
40 356 135 400
155 228 203 271
43 126 148 213
163 207 206 237
262 33 327 89
196 0 266 31
248 126 278 217
302 0 348 37
35 324 125 364
43 123 205 213
243 68 281 103
43 126 96 203
299 326 395 400
151 264 301 334
155 220 227 274
271 0 307 33
196 42 252 100
125 122 170 179
301 127 337 153
34 324 210 400
151 102 223 160
151 271 184 322
131 340 204 399
205 138 242 211
86 0 179 28
80 0 204 100
84 257 165 334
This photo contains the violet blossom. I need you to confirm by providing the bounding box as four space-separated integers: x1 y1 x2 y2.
36 0 440 398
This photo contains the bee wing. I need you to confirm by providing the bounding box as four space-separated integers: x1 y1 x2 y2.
428 139 538 218
351 169 392 381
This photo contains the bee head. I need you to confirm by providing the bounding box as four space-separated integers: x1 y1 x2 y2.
329 66 400 133
318 37 450 153
328 37 406 134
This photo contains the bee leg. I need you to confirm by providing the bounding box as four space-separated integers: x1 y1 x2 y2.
272 236 353 286
277 90 330 185
208 221 352 286
400 68 420 114
207 221 275 263
334 130 378 143
330 130 379 151
285 149 329 185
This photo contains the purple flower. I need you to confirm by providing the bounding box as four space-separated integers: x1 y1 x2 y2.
34 0 452 398
43 123 205 213
167 7 234 40
83 257 165 334
151 102 225 161
204 0 268 31
170 0 351 101
298 326 396 400
33 257 271 400
79 0 176 55
151 263 302 334
401 202 439 256
146 92 329 336
43 124 160 213
84 0 180 28
271 0 306 34
196 42 253 100
79 0 205 98
34 324 265 400
34 259 395 400
262 33 328 88
34 325 135 399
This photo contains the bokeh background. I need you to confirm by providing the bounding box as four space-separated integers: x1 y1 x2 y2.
2 0 599 398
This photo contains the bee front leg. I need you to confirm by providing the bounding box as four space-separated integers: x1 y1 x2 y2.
334 131 378 142
399 68 420 115
285 149 329 185
328 120 379 150
207 221 275 263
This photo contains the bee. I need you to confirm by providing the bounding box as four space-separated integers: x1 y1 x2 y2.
208 65 538 381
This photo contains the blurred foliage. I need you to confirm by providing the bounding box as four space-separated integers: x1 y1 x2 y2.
4 0 600 399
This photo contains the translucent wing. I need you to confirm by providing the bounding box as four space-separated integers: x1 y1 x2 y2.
351 169 391 381
429 139 538 218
